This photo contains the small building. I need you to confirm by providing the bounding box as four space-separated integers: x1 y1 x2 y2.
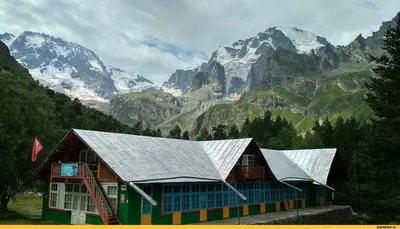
33 129 347 225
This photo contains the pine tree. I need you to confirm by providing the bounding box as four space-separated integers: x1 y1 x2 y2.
365 12 400 129
212 124 228 140
197 127 212 141
133 121 143 135
156 128 162 137
227 124 239 139
239 117 251 137
182 130 190 140
168 125 182 139
142 127 152 136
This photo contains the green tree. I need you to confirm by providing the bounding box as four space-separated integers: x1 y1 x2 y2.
182 130 190 140
142 127 153 136
196 127 212 141
133 121 143 135
360 12 400 221
294 131 324 149
239 117 251 138
313 117 334 147
365 12 400 128
227 124 239 139
212 124 228 140
168 125 182 139
155 128 162 137
0 72 62 212
0 43 164 211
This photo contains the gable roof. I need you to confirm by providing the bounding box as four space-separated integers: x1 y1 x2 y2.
260 149 313 182
73 129 254 183
37 129 340 186
201 138 253 180
74 129 222 182
282 149 337 185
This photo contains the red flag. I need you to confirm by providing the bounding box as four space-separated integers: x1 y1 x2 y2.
31 137 43 162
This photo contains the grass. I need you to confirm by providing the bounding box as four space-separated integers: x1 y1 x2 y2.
0 195 56 225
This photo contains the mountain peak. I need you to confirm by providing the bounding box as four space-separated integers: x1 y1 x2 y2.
2 30 156 102
0 32 16 47
162 25 333 98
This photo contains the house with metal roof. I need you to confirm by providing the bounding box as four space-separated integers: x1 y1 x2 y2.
33 129 347 225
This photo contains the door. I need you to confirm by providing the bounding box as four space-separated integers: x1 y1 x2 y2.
71 211 79 224
71 194 86 224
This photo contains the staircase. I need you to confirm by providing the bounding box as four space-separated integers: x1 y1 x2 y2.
81 164 120 225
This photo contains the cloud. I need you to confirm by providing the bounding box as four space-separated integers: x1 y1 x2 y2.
0 0 399 85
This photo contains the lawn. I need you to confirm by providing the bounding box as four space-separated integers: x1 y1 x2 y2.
0 195 56 225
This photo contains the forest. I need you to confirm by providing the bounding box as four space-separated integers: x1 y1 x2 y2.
0 12 399 224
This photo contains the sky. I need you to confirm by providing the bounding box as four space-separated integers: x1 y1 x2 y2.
0 0 399 85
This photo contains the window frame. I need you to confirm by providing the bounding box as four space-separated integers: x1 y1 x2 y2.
160 181 312 214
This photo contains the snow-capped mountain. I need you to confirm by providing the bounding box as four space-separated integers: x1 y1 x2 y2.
0 33 15 47
0 31 155 102
107 66 155 94
162 26 334 98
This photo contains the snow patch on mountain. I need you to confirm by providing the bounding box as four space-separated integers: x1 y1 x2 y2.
108 66 155 94
276 26 325 54
89 59 104 72
25 34 46 48
162 83 183 97
0 33 16 47
29 65 108 102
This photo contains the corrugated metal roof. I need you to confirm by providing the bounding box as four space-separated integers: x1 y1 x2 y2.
260 149 313 182
135 178 221 184
74 129 223 183
71 129 337 185
201 138 253 180
282 149 337 185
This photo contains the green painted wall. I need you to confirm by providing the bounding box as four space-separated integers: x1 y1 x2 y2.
126 185 142 224
207 209 223 221
118 183 130 224
86 215 103 224
41 181 72 224
151 184 172 225
249 205 260 215
229 206 243 218
181 212 200 225
41 181 327 225
266 203 275 213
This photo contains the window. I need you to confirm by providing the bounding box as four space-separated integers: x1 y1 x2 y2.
173 196 181 211
163 196 172 213
200 195 207 209
64 193 73 209
192 194 199 210
87 196 96 212
182 195 190 211
49 183 59 208
65 184 73 192
79 149 97 164
215 193 222 207
72 195 79 210
141 185 153 215
103 183 118 212
160 182 312 214
240 154 256 166
80 196 87 211
49 182 99 214
207 193 215 208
